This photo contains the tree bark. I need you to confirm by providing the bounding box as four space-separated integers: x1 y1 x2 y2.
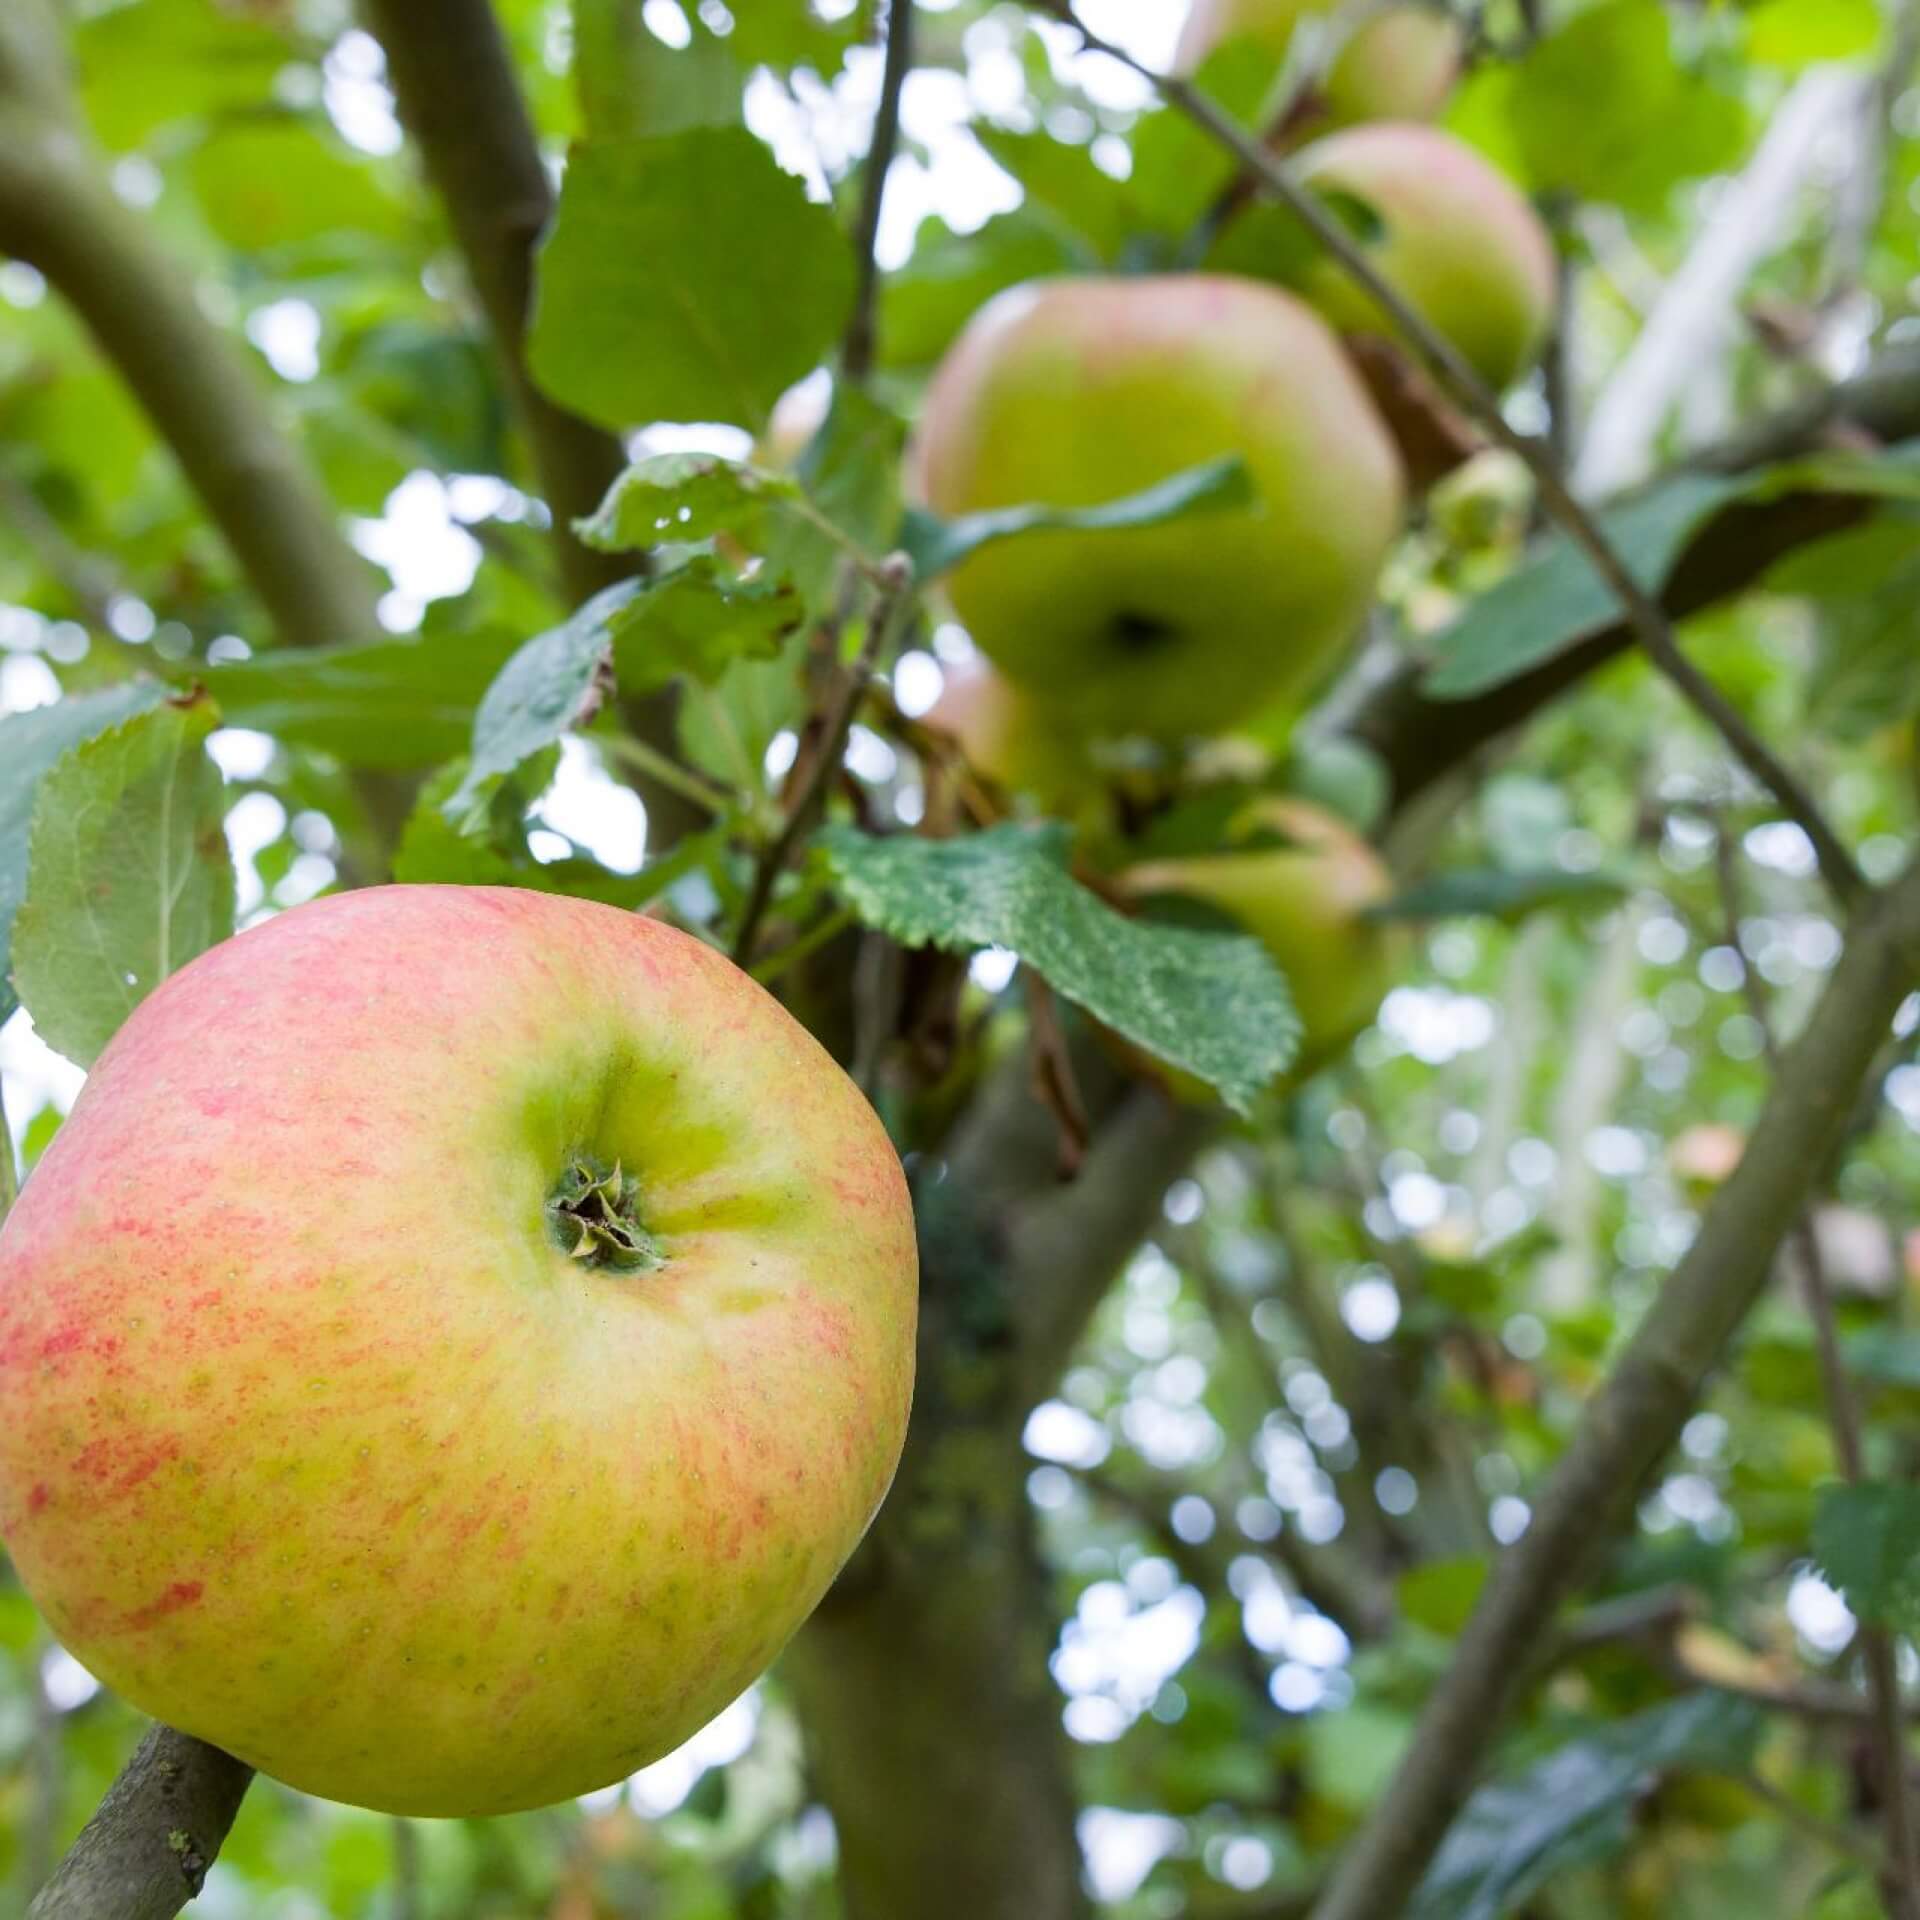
353 0 698 847
0 85 382 653
26 1727 253 1920
789 1056 1215 1920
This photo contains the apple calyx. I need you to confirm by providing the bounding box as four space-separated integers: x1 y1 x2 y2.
547 1156 666 1274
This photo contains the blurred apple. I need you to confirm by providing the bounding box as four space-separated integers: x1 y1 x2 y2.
1118 795 1401 1071
1668 1121 1746 1190
1177 0 1462 132
1292 123 1557 393
0 886 918 1816
913 274 1404 740
918 653 1093 801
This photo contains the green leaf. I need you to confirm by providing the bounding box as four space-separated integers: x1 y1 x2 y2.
11 694 235 1069
1746 0 1881 66
1472 0 1748 215
188 119 407 251
880 210 1088 372
1410 1693 1764 1920
900 455 1256 581
72 0 289 149
0 680 167 1028
1811 1482 1920 1633
1398 1557 1491 1638
817 823 1300 1114
446 586 631 830
579 453 808 554
769 381 909 611
971 125 1133 262
528 127 855 431
571 0 745 138
1423 473 1747 700
1426 444 1920 701
196 629 523 769
1841 1327 1920 1390
677 630 810 789
604 553 803 693
1372 866 1627 923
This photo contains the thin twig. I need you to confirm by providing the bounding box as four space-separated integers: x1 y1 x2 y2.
750 904 857 987
1031 1 1868 910
843 0 913 383
391 1818 420 1920
731 554 915 966
596 731 741 820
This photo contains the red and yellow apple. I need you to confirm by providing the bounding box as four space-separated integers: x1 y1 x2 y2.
912 274 1404 741
1176 0 1462 132
0 886 918 1816
1291 123 1557 393
1118 796 1401 1071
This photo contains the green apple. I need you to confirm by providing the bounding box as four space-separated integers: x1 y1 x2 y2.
0 885 918 1816
919 654 1089 798
1176 0 1463 131
912 274 1404 740
1292 123 1558 393
1119 796 1401 1070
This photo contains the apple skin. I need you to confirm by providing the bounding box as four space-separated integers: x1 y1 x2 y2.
0 886 917 1817
913 275 1404 740
1292 123 1558 393
1119 796 1401 1071
920 654 1088 798
1176 0 1462 130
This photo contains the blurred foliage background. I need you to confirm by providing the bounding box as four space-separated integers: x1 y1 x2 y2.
6 0 1920 1917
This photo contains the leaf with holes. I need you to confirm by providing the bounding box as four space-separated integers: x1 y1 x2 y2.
577 453 804 555
11 693 234 1069
817 823 1299 1114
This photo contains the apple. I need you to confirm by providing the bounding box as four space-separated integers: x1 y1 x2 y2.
0 885 918 1817
912 275 1404 741
918 653 1090 798
1118 796 1401 1070
1176 0 1463 132
1290 123 1558 393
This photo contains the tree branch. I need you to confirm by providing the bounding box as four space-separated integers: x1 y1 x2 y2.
354 0 627 605
732 554 915 965
1306 853 1920 1920
1354 356 1920 816
353 0 702 845
26 1726 253 1920
0 2 381 652
843 0 913 383
1032 1 1867 908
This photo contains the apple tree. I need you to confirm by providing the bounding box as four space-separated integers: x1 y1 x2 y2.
4 2 1920 1918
